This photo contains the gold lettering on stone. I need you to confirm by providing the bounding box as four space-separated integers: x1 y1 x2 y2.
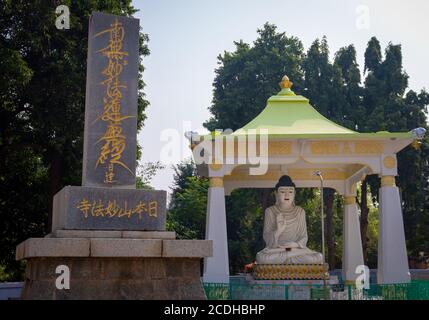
93 19 134 184
76 198 158 220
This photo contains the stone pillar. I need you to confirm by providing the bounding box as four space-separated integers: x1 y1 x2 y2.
377 176 411 284
203 177 229 283
342 195 364 283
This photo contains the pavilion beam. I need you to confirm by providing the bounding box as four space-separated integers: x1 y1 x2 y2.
224 180 346 195
347 166 372 186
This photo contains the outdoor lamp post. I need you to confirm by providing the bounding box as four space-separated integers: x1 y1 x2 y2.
313 170 325 265
313 170 329 289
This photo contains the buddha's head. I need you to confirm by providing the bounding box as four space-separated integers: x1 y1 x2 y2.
275 175 296 210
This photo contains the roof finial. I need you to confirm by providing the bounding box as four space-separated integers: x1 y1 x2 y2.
279 75 293 89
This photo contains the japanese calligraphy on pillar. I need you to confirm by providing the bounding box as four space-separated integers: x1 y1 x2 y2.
82 12 139 188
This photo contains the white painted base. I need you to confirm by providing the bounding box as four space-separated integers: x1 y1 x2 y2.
342 203 364 282
203 187 230 283
377 186 411 284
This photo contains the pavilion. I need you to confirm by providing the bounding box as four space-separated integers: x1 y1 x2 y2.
189 75 425 284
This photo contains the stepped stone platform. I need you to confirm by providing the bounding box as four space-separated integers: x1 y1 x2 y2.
16 232 212 300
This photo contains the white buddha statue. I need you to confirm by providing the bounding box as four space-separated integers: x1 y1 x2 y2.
256 175 324 265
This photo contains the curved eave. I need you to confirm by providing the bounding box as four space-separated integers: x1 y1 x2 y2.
192 91 414 145
233 95 356 136
230 132 413 140
195 131 413 141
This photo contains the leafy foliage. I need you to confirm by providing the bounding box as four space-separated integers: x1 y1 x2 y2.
136 161 165 190
168 159 208 240
0 0 149 280
362 38 429 258
204 23 304 131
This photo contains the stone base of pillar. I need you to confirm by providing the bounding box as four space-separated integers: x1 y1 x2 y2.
21 257 206 300
16 235 212 300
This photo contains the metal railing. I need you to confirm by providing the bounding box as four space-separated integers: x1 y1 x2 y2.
203 280 429 300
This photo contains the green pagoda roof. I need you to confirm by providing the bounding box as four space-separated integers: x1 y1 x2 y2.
232 76 413 140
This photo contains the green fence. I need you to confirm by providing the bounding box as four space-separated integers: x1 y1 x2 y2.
203 280 429 300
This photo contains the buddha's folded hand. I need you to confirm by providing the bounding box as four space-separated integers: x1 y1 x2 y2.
279 241 299 249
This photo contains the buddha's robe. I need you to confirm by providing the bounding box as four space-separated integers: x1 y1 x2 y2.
256 205 323 264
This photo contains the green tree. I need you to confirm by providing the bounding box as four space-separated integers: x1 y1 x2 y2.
136 161 165 190
204 23 304 131
362 37 429 261
303 37 347 123
334 45 365 130
168 159 208 239
0 0 149 280
302 37 358 269
225 189 264 273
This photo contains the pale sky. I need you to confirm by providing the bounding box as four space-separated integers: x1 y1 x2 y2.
133 0 429 194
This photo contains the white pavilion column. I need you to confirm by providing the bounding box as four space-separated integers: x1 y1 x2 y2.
203 176 230 283
377 175 411 284
342 194 364 283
